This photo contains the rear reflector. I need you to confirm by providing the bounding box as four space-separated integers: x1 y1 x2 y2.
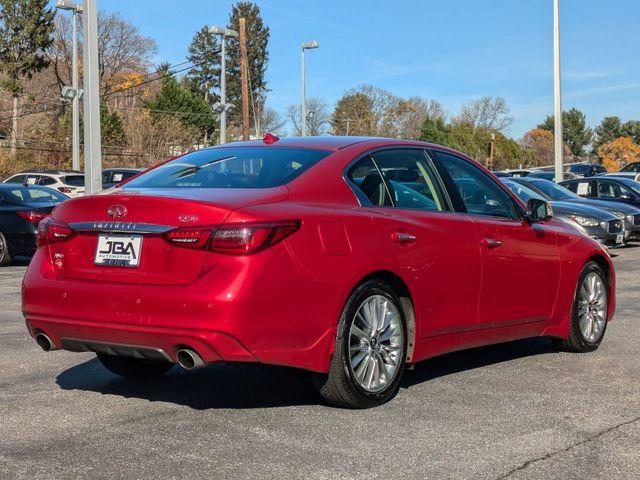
58 187 73 193
36 218 74 247
163 221 301 255
18 211 48 224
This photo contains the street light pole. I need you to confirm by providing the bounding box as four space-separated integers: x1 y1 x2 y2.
71 11 80 171
301 41 318 137
55 0 82 172
209 26 238 144
82 0 102 194
553 0 564 182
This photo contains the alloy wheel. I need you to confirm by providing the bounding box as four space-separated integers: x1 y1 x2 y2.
577 272 607 343
348 295 403 393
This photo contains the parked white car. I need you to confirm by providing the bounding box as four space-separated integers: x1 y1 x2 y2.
3 170 85 197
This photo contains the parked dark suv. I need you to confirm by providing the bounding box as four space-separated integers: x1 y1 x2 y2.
569 163 607 178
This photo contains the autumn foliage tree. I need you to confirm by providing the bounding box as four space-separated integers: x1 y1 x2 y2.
598 137 640 172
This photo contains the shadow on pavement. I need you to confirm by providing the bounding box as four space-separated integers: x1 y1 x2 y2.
56 337 557 409
402 337 556 388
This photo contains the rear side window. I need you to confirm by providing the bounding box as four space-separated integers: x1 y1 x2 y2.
38 176 56 186
348 156 393 206
63 175 85 187
3 187 67 203
124 147 331 189
597 181 622 198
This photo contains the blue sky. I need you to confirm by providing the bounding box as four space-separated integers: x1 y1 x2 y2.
99 0 640 138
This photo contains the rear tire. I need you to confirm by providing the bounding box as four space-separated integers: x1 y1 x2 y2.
313 280 407 408
97 353 173 379
558 261 609 353
0 232 11 267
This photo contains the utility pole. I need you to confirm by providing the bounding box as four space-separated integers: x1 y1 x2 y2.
239 18 250 141
82 0 102 194
553 0 564 182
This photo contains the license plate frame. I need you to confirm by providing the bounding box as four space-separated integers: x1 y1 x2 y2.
94 234 143 268
616 233 624 244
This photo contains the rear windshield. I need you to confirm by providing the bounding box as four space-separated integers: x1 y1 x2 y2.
1 186 68 204
63 175 85 186
123 147 332 189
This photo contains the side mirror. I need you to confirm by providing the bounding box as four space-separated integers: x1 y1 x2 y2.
527 198 553 222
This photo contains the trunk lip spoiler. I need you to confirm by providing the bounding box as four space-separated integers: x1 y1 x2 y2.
68 221 174 234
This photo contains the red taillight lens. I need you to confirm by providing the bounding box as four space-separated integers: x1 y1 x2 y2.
163 228 210 249
18 211 48 224
58 187 73 193
210 221 301 255
163 221 301 255
36 218 74 247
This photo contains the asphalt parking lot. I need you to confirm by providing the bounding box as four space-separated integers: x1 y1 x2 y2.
1 250 639 480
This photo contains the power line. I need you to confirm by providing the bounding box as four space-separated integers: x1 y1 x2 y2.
0 55 220 120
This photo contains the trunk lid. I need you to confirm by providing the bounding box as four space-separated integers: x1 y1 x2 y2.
48 187 288 285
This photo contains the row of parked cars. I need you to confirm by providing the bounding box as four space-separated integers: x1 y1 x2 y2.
490 162 640 247
0 168 142 265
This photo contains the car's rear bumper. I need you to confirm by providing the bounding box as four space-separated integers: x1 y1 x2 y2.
25 314 258 364
22 248 340 373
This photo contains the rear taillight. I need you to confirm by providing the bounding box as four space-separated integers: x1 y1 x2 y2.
17 211 48 224
36 218 74 247
163 221 301 255
164 228 210 249
58 186 73 193
210 221 301 255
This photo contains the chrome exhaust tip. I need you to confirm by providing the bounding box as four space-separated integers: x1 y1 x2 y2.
35 333 56 352
176 348 205 370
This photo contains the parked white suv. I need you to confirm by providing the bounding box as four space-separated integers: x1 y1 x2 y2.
3 170 85 197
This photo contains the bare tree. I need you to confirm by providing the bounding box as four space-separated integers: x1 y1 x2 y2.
395 97 445 139
48 12 157 95
287 97 330 136
457 96 513 132
256 106 285 136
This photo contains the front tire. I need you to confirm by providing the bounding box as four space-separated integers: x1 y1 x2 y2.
313 280 407 408
97 353 174 379
558 261 609 353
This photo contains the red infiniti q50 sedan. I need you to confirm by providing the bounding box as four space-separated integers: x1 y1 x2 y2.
23 136 615 408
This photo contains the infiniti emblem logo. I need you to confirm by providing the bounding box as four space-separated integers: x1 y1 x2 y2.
107 205 127 219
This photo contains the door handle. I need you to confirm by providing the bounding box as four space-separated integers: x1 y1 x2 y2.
391 232 417 244
482 237 503 248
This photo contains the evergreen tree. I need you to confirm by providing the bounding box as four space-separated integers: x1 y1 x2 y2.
184 26 220 102
101 105 126 146
538 108 592 157
0 0 55 155
147 71 216 142
226 2 270 128
622 120 640 145
419 117 453 146
592 116 623 154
